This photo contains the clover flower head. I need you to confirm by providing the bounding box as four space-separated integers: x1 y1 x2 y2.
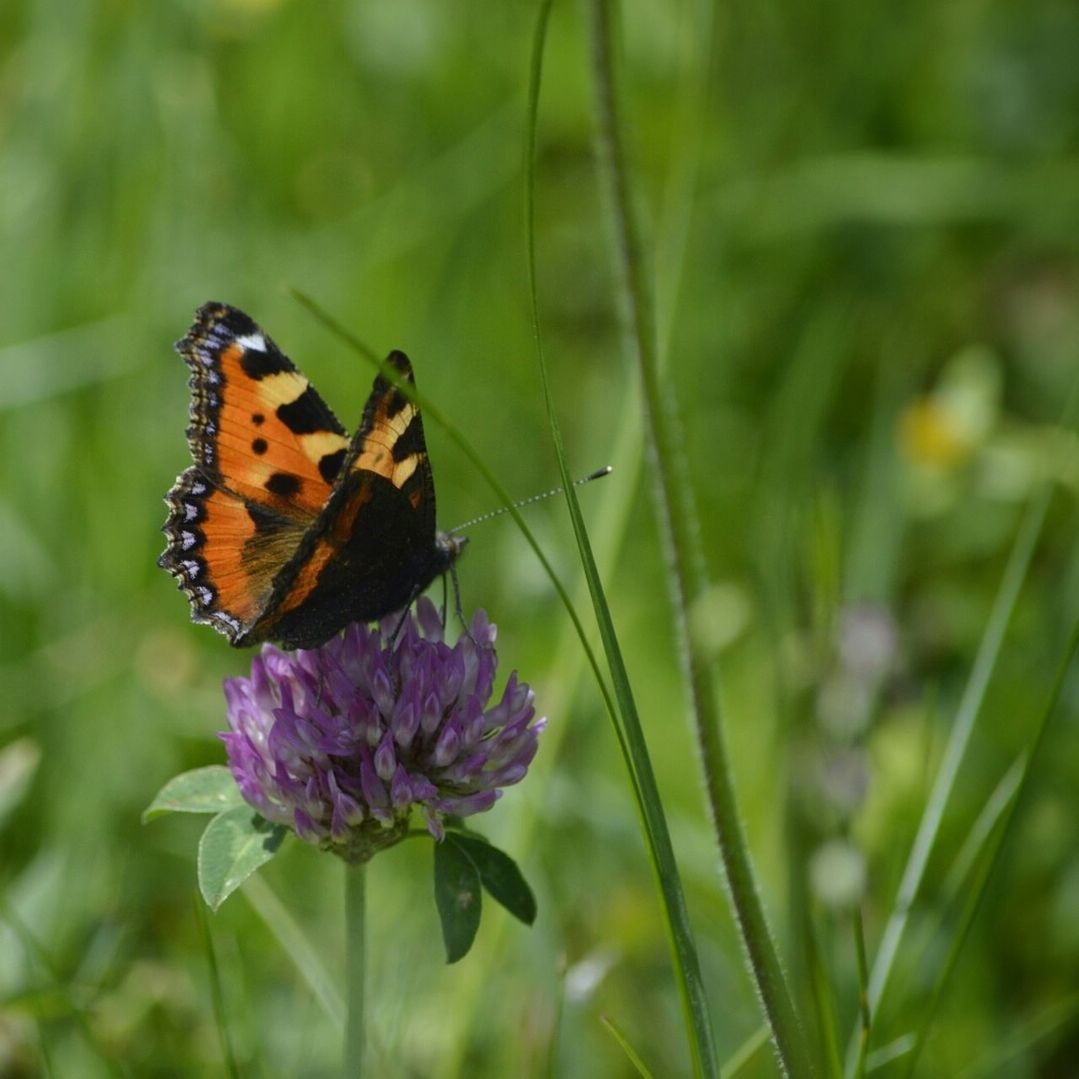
221 599 543 862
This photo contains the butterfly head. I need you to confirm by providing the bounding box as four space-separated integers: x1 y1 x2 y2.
437 530 468 566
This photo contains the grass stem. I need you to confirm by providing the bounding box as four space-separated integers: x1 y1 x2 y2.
902 586 1079 1073
585 1 812 1074
525 2 717 1073
855 490 1050 1071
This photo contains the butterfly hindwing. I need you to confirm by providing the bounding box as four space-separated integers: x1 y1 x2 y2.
242 351 449 648
160 305 460 649
159 466 307 641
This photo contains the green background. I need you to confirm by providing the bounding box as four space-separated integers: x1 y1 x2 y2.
2 0 1078 1075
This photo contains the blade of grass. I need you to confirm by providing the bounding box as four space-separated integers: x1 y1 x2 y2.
958 993 1079 1079
527 2 717 1074
864 1034 914 1073
241 873 345 1030
584 1 812 1073
941 755 1024 900
805 917 843 1079
902 571 1079 1074
435 377 645 1079
859 488 1051 1039
602 1015 659 1079
881 757 1026 1049
720 1025 770 1078
851 909 870 1079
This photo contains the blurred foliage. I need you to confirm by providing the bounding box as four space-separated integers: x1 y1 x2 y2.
2 0 1079 1075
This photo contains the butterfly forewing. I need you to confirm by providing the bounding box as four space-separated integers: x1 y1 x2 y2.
177 303 349 516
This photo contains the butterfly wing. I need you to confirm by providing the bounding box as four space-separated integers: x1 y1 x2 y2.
243 350 451 649
179 303 351 512
159 303 349 642
159 467 309 639
161 305 455 650
349 349 437 533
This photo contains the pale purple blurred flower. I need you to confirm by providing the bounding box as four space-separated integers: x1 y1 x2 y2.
838 603 898 683
220 599 544 863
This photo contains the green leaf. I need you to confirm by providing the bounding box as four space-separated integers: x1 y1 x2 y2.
433 837 482 963
142 766 244 823
447 832 537 926
198 806 286 911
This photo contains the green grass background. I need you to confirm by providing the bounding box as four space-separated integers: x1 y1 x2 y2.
2 0 1079 1075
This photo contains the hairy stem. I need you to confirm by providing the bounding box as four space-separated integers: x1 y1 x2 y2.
586 1 813 1074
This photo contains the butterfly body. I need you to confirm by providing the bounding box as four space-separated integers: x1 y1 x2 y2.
159 303 464 649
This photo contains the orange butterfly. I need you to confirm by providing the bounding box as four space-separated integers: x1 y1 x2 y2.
159 303 465 649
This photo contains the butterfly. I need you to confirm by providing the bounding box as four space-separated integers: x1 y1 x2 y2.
159 302 466 649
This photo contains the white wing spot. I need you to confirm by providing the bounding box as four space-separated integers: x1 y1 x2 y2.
237 333 267 352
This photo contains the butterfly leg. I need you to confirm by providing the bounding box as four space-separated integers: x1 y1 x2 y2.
447 562 476 645
386 606 413 647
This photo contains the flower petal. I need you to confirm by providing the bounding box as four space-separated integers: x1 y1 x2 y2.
218 604 541 858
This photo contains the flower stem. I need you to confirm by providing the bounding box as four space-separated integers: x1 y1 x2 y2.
344 864 366 1077
585 1 813 1074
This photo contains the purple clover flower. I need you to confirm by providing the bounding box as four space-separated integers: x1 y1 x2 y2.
221 599 543 863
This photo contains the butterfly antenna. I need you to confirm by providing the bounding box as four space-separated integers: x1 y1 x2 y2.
449 466 612 534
